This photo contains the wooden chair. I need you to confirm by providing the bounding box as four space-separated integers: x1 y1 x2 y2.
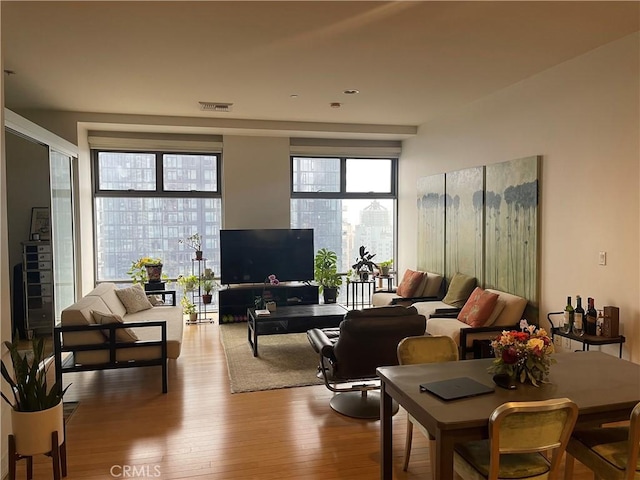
396 335 459 476
453 398 578 480
564 401 640 480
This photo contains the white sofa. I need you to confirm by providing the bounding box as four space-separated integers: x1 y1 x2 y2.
53 283 184 393
413 289 528 359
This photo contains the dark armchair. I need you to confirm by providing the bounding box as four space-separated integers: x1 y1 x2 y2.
307 305 426 419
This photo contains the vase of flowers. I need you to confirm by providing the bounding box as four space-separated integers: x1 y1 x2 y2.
488 320 555 386
179 233 203 260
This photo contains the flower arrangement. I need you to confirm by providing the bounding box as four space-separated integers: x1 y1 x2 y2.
255 274 279 309
127 257 163 284
488 320 556 386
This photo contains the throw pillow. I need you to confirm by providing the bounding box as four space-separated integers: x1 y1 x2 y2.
396 269 426 298
442 272 477 308
484 296 506 327
457 287 499 327
91 310 139 342
147 295 164 306
115 284 153 314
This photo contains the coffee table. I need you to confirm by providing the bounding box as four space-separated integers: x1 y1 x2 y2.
247 304 347 357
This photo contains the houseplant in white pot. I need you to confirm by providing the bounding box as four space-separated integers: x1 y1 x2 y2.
1 337 69 458
314 248 343 304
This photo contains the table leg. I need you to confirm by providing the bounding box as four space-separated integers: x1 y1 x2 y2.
380 382 393 479
434 429 456 480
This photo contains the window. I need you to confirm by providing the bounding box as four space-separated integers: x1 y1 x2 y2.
93 151 222 283
291 157 396 276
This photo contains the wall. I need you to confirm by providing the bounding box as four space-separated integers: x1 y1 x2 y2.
399 33 639 361
222 135 291 229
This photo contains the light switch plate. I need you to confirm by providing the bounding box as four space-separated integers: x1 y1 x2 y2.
598 251 607 266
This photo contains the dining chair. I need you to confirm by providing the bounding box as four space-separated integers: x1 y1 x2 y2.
453 398 578 480
396 335 459 475
564 401 640 480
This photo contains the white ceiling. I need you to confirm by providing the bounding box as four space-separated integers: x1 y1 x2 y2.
3 1 639 132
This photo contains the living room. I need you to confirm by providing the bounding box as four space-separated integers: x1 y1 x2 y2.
0 2 638 479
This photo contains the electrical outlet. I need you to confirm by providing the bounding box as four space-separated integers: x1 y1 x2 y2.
563 337 571 350
599 251 607 266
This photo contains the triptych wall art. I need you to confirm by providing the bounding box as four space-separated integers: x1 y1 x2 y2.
416 156 540 304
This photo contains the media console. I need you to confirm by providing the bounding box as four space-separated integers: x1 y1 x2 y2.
219 283 319 323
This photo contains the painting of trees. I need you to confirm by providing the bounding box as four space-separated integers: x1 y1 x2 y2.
485 156 540 304
417 174 444 275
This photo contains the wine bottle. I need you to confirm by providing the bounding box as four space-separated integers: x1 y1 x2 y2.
573 295 585 336
563 296 574 334
586 297 598 335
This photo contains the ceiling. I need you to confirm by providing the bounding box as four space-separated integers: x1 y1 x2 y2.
2 1 639 132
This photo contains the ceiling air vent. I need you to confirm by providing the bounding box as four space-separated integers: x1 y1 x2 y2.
199 101 233 112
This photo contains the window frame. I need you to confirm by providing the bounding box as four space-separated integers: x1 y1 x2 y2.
290 156 397 200
92 150 222 199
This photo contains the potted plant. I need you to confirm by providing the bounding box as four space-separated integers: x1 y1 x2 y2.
1 337 69 458
127 257 164 284
201 280 215 304
177 274 199 293
314 248 343 304
179 233 203 260
352 245 378 281
181 296 198 323
378 259 393 277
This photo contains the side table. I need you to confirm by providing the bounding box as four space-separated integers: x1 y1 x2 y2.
346 280 374 309
547 311 626 358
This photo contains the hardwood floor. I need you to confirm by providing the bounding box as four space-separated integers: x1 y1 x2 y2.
20 320 595 479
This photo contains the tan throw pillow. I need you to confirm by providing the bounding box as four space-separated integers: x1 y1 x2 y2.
457 287 499 327
115 284 153 314
396 269 427 298
442 272 477 308
91 310 139 342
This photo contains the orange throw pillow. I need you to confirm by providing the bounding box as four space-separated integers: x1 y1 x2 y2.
396 269 426 298
457 287 499 327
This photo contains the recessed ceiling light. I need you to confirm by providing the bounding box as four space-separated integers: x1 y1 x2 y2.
330 102 342 108
198 101 233 112
343 89 359 95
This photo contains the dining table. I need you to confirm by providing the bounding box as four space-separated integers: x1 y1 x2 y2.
377 351 640 479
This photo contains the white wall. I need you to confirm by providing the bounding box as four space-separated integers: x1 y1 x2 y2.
399 33 639 362
222 135 291 229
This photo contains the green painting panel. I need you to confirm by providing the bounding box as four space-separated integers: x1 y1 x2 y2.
445 167 484 284
485 156 540 304
417 174 444 275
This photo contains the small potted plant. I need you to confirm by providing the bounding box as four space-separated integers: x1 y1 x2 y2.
177 274 199 292
378 259 393 277
179 233 203 260
314 248 343 304
352 246 378 281
1 337 70 458
201 280 216 304
128 257 164 284
181 296 198 323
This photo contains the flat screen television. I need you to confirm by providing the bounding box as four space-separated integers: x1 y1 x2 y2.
220 229 314 285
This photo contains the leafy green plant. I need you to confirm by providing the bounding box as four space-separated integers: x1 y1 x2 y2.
314 248 343 293
1 337 69 412
179 233 202 251
177 274 199 292
378 259 393 268
202 280 216 295
352 245 377 273
180 296 197 315
127 257 165 285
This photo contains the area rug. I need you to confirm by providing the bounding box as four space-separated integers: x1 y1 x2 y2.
219 323 323 393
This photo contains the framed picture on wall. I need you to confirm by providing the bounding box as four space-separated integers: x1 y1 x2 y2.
30 207 50 241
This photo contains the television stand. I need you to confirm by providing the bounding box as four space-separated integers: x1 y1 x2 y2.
219 283 319 323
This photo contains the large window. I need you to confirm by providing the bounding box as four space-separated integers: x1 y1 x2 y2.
93 151 222 283
291 157 397 275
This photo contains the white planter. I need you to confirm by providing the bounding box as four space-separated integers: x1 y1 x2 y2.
11 401 64 456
